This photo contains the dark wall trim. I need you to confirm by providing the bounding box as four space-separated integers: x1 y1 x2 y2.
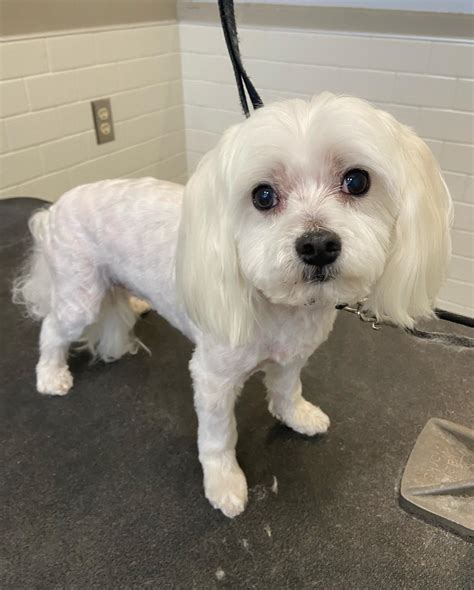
435 309 474 328
1 0 177 38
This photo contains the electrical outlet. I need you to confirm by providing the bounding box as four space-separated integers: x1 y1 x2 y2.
91 98 115 144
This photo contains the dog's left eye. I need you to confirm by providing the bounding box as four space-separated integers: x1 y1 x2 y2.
341 169 370 196
252 184 278 211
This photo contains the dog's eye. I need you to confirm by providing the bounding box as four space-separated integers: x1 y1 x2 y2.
252 184 278 210
341 169 370 196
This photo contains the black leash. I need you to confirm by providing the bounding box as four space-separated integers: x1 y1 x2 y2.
218 0 263 117
407 326 474 348
338 302 474 349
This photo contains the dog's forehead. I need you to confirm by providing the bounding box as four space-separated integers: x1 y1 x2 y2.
270 158 339 191
236 98 397 190
266 140 350 190
247 103 384 158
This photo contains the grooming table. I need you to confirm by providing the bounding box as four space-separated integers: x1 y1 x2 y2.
1 198 472 589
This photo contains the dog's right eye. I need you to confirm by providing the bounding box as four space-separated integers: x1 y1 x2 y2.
252 184 278 211
341 169 370 196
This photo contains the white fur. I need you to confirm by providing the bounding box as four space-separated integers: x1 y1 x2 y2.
13 94 452 518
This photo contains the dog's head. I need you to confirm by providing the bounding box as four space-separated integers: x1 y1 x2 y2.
177 93 452 345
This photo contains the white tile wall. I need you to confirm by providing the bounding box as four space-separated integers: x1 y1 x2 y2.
0 40 49 80
0 147 43 187
179 23 474 317
0 22 186 201
5 109 64 151
47 33 99 71
0 120 8 155
0 80 30 117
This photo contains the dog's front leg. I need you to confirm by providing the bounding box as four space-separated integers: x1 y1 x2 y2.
265 359 330 436
190 349 247 518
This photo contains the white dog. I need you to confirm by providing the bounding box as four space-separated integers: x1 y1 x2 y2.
14 93 452 517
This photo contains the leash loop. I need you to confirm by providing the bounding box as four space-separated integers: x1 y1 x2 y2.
218 0 264 117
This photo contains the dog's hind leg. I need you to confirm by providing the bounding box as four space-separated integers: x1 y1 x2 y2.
36 277 106 396
36 313 76 396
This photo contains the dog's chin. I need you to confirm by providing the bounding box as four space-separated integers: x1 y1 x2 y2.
256 267 340 309
302 265 336 284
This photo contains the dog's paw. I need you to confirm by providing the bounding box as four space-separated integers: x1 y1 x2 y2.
271 398 330 436
129 295 152 316
36 365 73 396
203 456 248 518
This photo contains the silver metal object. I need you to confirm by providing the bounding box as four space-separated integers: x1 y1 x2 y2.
400 418 474 540
340 299 381 330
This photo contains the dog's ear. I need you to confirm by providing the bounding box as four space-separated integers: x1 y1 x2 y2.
176 127 257 346
366 124 453 327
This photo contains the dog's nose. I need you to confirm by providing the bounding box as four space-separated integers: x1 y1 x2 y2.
295 230 341 266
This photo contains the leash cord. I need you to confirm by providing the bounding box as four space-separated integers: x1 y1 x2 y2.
407 326 474 348
218 0 263 117
337 302 474 349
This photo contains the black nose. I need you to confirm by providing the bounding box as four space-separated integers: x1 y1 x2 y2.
295 230 341 266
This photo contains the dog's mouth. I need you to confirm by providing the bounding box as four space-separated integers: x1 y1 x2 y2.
302 265 336 283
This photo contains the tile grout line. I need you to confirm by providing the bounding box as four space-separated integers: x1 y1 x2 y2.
1 104 185 155
0 132 186 191
1 151 188 197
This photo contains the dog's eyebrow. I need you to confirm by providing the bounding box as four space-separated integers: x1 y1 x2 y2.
269 166 302 193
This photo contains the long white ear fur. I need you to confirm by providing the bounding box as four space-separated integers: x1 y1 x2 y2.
366 125 453 327
176 129 257 346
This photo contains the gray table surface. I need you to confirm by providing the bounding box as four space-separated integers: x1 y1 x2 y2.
1 198 472 589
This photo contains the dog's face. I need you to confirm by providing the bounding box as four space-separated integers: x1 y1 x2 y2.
178 93 452 345
231 98 397 309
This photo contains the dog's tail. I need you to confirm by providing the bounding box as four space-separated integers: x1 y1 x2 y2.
12 208 53 320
